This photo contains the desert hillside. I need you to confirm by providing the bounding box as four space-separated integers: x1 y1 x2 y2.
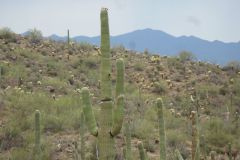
0 30 240 160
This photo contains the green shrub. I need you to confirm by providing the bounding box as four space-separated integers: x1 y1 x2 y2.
26 28 43 43
0 27 16 42
134 62 144 71
152 81 167 94
178 51 196 62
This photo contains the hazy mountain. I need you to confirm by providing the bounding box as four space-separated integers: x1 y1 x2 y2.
48 28 240 65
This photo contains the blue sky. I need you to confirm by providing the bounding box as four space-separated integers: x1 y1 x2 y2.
0 0 239 42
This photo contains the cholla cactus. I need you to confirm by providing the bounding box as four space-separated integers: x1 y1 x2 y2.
156 98 166 160
81 8 124 160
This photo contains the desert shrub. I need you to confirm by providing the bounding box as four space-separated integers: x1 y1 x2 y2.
232 78 240 96
84 56 98 69
111 44 125 53
131 119 155 139
134 62 144 71
178 51 196 62
78 42 93 51
166 129 187 148
26 28 43 43
143 48 149 55
10 148 30 160
0 27 16 42
143 139 156 153
204 118 233 148
43 115 64 132
226 61 240 71
152 81 167 94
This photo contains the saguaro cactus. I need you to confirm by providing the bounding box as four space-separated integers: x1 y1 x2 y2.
80 112 86 160
175 149 184 160
67 29 70 45
156 98 166 160
138 141 148 160
228 143 232 160
124 121 132 160
191 111 200 160
81 8 124 160
34 110 41 160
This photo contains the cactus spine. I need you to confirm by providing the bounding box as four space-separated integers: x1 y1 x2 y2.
191 111 200 160
81 8 124 160
138 141 148 160
156 98 166 160
34 110 41 160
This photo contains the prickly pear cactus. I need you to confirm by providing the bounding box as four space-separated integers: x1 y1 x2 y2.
81 8 124 160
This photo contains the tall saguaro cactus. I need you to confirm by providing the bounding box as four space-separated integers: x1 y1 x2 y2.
34 110 41 160
191 111 200 160
81 8 124 160
156 98 166 160
67 29 70 45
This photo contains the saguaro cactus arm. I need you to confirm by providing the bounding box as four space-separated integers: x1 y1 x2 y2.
111 95 124 136
111 59 125 136
156 98 166 160
81 87 98 136
115 58 124 97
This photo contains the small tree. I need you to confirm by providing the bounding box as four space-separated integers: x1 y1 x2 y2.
178 51 196 62
227 61 240 71
0 27 16 42
26 28 43 44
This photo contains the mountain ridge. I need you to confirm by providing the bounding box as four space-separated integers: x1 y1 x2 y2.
46 28 240 65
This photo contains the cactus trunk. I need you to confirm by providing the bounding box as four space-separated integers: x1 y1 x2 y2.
138 141 148 160
156 98 166 160
80 112 85 160
67 29 70 45
124 122 132 160
191 111 200 160
34 110 41 160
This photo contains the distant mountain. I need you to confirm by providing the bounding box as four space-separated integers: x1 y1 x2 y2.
48 28 240 65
